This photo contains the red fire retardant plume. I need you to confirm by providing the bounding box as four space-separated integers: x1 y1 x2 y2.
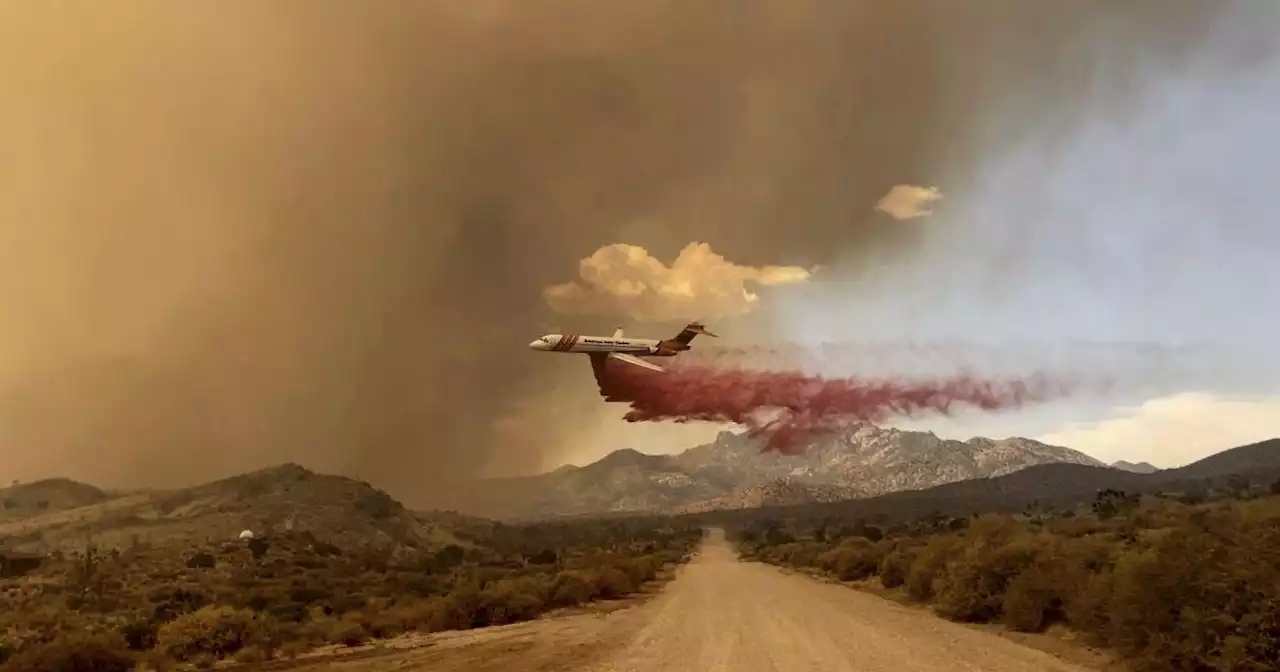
595 360 1078 455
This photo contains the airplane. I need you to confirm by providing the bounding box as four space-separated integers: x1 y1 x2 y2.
528 322 717 373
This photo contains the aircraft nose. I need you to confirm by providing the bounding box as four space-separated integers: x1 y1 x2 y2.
529 339 546 350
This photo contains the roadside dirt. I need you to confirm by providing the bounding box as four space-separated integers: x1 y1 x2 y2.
272 530 1103 672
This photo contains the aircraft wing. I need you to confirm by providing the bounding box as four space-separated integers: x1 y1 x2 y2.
608 352 666 372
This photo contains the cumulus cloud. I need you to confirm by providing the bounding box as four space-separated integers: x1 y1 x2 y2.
543 242 812 322
1037 392 1280 468
875 184 943 220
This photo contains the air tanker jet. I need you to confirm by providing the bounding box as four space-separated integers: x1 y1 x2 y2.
528 322 717 373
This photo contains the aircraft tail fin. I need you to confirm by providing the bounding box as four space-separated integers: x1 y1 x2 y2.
613 325 624 338
673 321 717 345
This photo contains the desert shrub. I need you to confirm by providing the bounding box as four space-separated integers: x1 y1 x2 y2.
149 587 211 622
620 554 660 585
527 548 558 565
154 605 272 662
247 538 270 560
1 631 134 672
1001 564 1061 632
233 644 268 663
429 584 482 631
119 617 160 651
818 538 883 581
475 578 548 626
587 565 634 599
185 552 216 570
878 546 915 588
287 584 333 606
333 622 366 647
1105 516 1280 672
904 535 962 601
429 545 466 571
1060 569 1113 641
380 599 442 633
343 607 404 640
933 530 1048 623
762 542 822 568
549 570 597 608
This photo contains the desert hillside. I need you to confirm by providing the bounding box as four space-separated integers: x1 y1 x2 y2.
0 479 111 522
0 464 702 670
0 464 466 555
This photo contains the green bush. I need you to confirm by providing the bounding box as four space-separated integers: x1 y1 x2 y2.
154 605 273 662
818 538 883 581
877 547 915 589
1001 564 1059 632
476 577 549 626
933 533 1046 623
905 535 961 601
589 565 635 599
549 571 597 608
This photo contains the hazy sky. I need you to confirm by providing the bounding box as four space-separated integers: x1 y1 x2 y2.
765 2 1280 467
1 2 1276 508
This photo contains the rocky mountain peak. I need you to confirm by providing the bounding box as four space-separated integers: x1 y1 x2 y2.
485 424 1107 518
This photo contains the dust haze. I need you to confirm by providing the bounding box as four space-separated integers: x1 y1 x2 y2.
0 2 1235 508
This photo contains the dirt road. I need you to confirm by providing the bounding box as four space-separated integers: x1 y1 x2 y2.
285 530 1100 672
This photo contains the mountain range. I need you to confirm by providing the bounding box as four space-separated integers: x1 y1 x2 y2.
3 438 1278 558
472 423 1106 518
696 438 1280 528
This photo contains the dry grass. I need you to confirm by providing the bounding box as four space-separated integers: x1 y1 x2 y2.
734 488 1280 672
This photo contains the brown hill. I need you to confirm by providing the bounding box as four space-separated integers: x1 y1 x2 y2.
0 463 470 554
0 478 112 521
1110 460 1160 474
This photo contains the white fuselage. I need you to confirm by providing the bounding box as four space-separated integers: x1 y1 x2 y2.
528 333 660 355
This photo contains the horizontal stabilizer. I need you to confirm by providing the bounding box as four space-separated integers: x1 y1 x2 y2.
608 352 665 372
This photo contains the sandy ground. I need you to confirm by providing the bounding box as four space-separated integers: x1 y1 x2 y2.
273 530 1101 672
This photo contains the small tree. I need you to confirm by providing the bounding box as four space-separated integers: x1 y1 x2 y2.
763 523 793 546
247 537 269 561
1225 474 1251 500
1092 489 1138 520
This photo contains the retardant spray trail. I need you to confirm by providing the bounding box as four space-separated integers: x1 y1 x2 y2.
593 358 1084 454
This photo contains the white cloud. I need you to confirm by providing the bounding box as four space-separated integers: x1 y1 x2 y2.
875 184 943 220
543 242 813 322
1037 392 1280 468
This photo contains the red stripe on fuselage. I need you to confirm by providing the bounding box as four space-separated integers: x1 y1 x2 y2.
556 334 579 352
